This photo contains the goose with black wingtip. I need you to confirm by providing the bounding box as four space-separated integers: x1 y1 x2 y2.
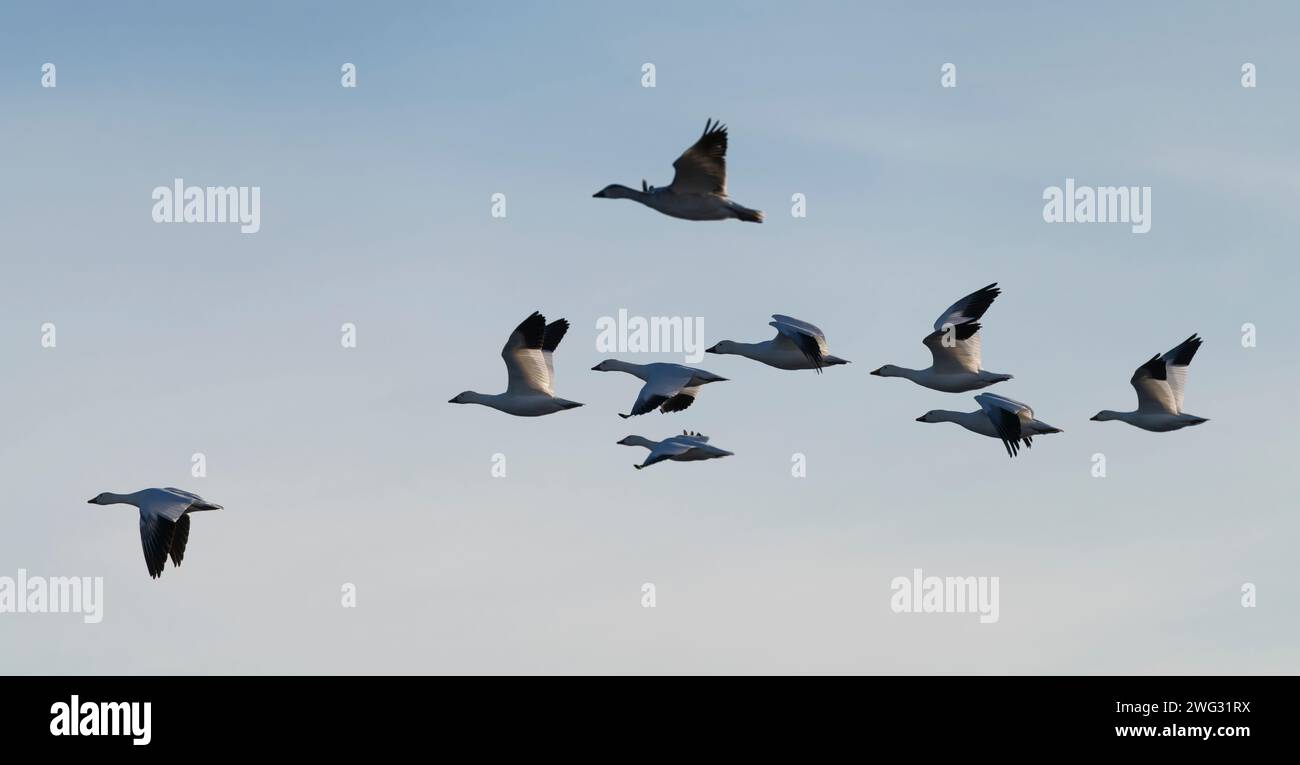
707 315 850 373
618 431 734 470
1091 334 1208 432
871 283 1013 392
591 360 727 418
916 393 1063 458
87 488 222 579
449 311 584 416
593 119 764 223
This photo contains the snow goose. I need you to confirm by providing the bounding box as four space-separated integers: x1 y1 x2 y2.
871 283 1013 392
87 488 222 579
916 393 1063 458
450 311 584 416
590 359 727 418
707 315 850 373
1091 334 1208 431
593 119 764 223
618 430 734 470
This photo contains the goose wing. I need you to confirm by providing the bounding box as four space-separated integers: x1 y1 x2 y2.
502 311 553 396
1131 334 1201 414
922 283 1000 374
770 315 829 369
139 511 177 579
675 430 710 444
162 487 221 511
169 514 190 567
975 392 1035 458
669 119 728 195
638 439 697 469
623 367 695 417
542 318 569 384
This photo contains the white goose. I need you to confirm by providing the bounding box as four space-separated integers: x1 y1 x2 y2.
706 315 850 373
618 430 734 470
450 311 584 416
1091 334 1208 432
871 283 1013 392
593 119 764 223
590 360 728 418
916 393 1063 458
87 488 222 579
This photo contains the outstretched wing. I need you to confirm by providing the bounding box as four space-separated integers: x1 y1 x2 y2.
660 387 698 413
502 311 553 396
923 283 1000 374
542 318 569 386
622 368 695 418
638 439 697 469
162 487 221 511
770 315 829 370
139 514 177 579
1130 336 1200 414
975 392 1034 458
933 283 1000 333
1162 334 1200 412
169 513 190 567
669 119 728 195
922 326 982 374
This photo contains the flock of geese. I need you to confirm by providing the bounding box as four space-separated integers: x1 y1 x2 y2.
90 119 1210 579
449 281 1209 463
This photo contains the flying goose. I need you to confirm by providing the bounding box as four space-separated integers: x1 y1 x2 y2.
618 430 735 470
871 283 1013 392
450 311 584 416
1091 334 1208 431
706 315 850 373
593 119 764 223
591 360 728 418
916 393 1063 458
87 488 222 579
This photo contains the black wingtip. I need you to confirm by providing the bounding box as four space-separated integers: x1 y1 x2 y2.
542 318 569 352
514 311 547 349
1169 333 1203 366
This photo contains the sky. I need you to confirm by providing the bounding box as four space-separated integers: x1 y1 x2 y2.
0 1 1297 674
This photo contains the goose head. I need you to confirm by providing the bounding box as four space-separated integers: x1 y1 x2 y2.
87 493 118 505
705 341 736 355
449 391 478 405
871 364 903 377
1090 410 1122 422
592 184 640 199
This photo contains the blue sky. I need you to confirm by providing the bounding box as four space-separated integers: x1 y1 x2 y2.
1 2 1297 673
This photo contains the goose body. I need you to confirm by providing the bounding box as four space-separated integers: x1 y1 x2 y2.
593 119 763 223
618 431 734 470
1092 334 1208 432
707 315 850 372
450 311 584 417
591 359 728 418
917 393 1063 458
87 487 222 579
872 283 1013 392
